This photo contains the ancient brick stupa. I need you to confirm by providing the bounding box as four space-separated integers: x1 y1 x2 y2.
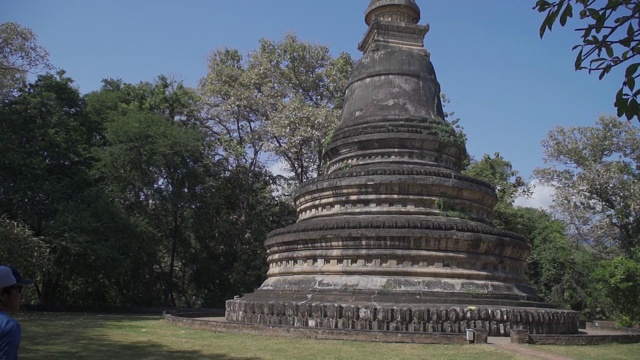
226 0 578 336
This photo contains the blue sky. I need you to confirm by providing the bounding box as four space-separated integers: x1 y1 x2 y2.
2 0 624 203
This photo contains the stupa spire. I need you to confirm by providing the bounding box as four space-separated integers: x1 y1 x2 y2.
365 0 421 25
359 0 430 53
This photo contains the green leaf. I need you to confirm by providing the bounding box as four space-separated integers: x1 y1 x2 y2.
539 22 548 38
535 0 553 11
583 25 593 39
628 99 640 120
625 63 639 78
625 98 636 119
598 66 610 80
627 76 636 92
615 88 626 109
560 3 573 26
575 49 584 70
587 8 599 21
579 9 588 19
605 43 614 58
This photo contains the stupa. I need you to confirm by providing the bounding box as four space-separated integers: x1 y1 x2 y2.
226 0 578 336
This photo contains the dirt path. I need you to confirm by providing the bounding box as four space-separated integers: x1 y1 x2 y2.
488 337 574 360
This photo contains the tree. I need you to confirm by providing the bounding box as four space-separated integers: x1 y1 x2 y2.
0 22 53 101
440 93 469 166
0 216 52 304
86 75 296 308
464 153 600 312
0 71 100 307
199 34 353 184
593 253 640 325
463 152 531 229
534 115 640 258
515 208 598 311
534 0 640 121
89 76 210 306
186 168 296 306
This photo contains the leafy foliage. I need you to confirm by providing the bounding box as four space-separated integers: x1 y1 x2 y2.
535 116 640 257
0 69 295 309
463 152 530 229
463 153 602 312
515 208 598 311
200 34 353 184
0 216 52 304
593 254 640 325
0 22 53 101
437 94 468 166
533 115 640 320
534 0 640 120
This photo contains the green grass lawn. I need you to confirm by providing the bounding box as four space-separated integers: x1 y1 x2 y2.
523 342 640 360
14 312 640 360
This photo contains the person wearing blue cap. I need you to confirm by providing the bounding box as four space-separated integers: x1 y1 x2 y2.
0 266 34 360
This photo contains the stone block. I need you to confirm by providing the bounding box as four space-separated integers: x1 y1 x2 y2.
378 307 391 322
494 309 503 322
449 308 459 322
326 304 337 319
356 319 368 330
389 321 399 331
312 303 324 318
511 329 530 344
473 328 489 344
325 318 335 328
359 307 373 321
443 321 453 333
431 309 441 322
480 308 490 321
439 309 448 322
490 321 498 336
412 308 424 322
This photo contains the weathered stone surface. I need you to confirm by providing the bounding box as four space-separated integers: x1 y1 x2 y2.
224 0 579 337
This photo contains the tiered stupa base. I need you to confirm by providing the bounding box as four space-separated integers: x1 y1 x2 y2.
226 292 579 336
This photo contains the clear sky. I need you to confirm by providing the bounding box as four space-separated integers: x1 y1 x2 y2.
1 0 625 206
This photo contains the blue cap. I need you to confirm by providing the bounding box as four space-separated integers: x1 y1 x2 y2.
0 266 34 288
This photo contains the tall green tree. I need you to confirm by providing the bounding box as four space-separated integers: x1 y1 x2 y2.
85 75 295 308
463 153 597 311
593 253 640 325
89 76 210 306
534 115 640 257
534 0 640 120
199 34 353 184
534 115 640 323
186 168 296 306
514 208 598 311
0 71 99 306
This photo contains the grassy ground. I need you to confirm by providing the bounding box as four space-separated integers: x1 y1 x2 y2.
14 312 640 360
523 342 640 360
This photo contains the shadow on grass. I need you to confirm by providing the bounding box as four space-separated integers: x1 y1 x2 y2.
17 312 260 360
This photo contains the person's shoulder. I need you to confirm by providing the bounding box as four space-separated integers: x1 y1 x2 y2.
0 311 18 333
